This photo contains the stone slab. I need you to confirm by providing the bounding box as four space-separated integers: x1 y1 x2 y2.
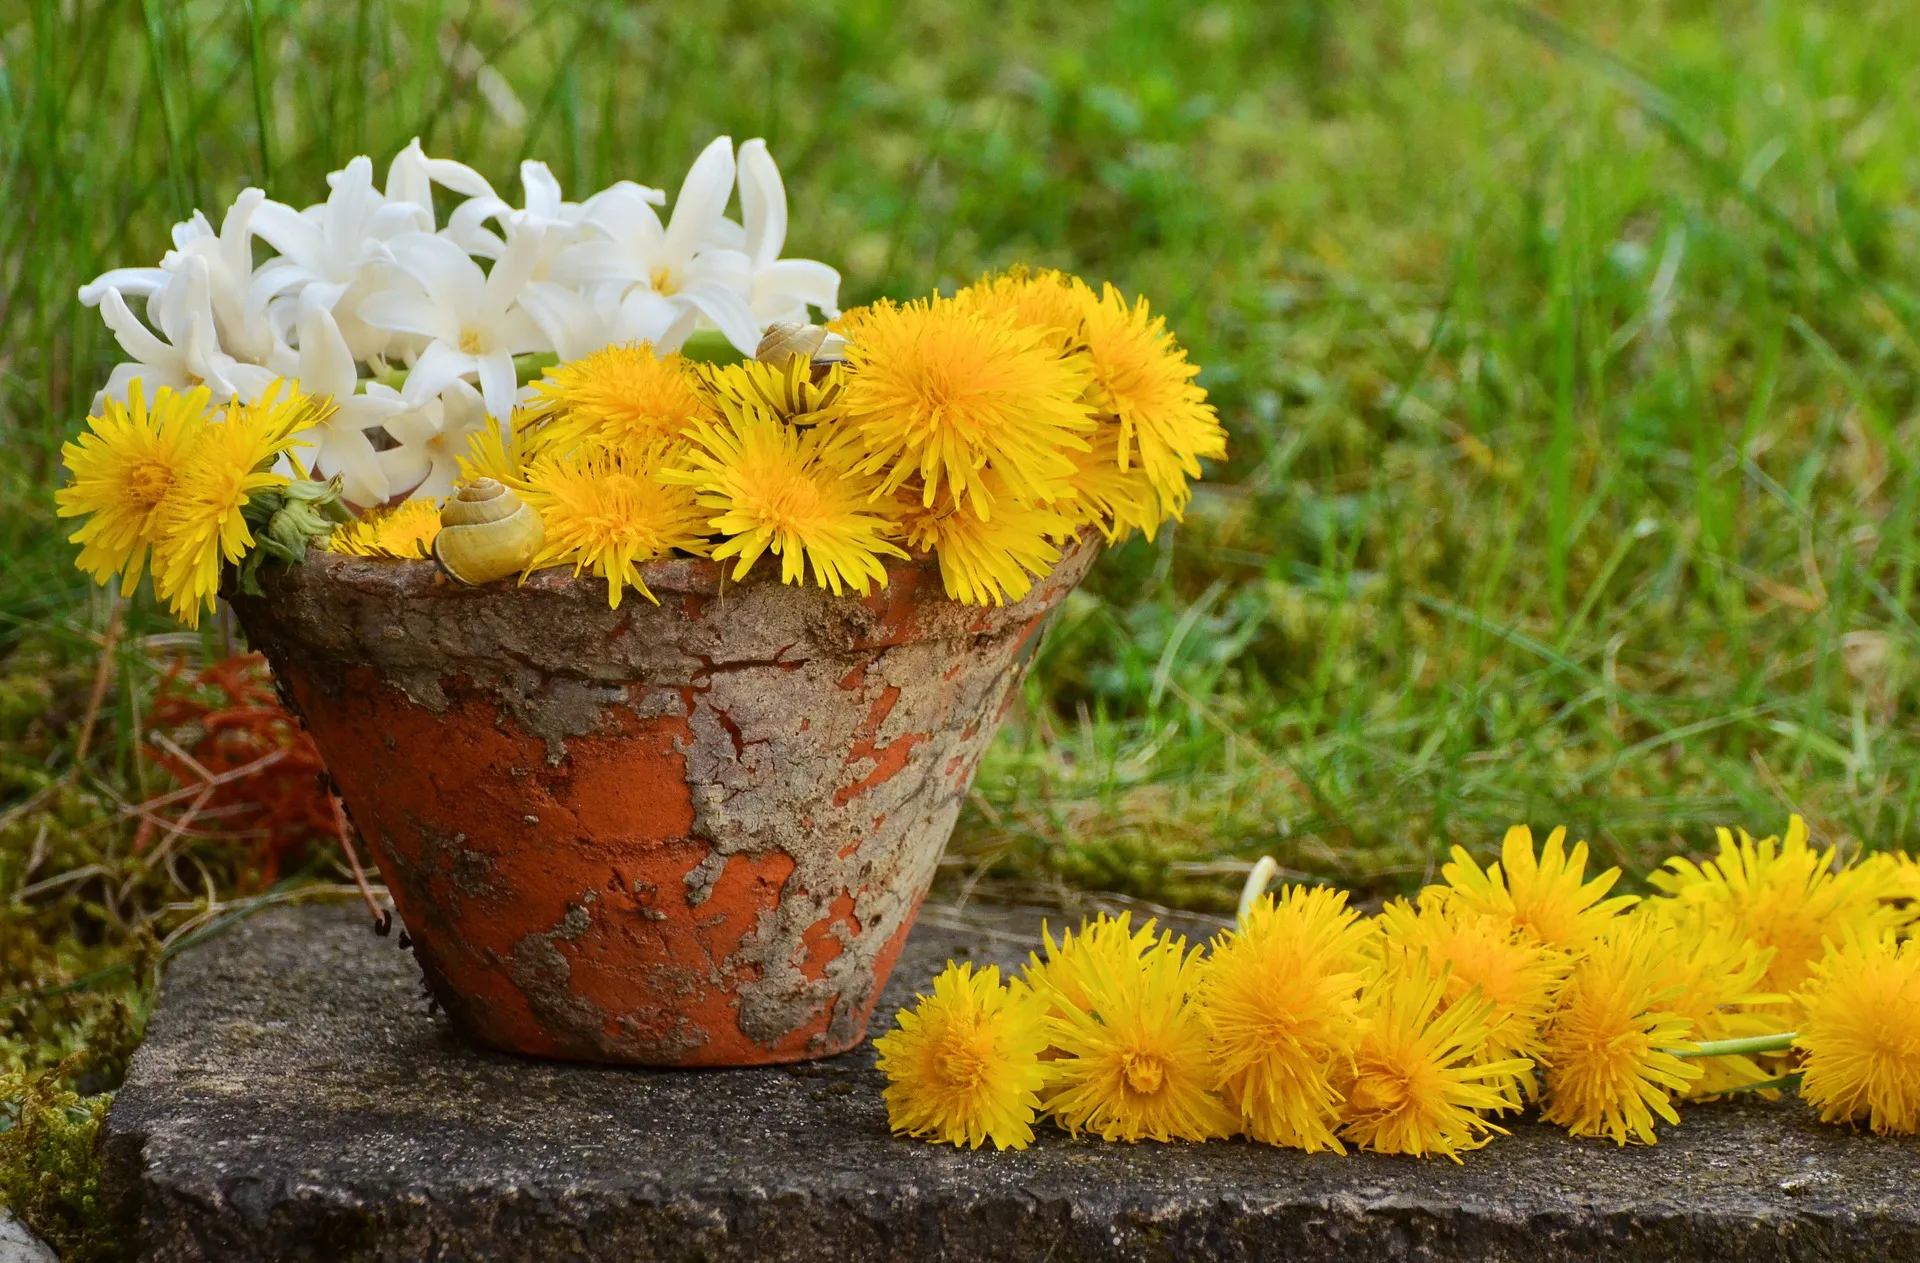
105 902 1920 1262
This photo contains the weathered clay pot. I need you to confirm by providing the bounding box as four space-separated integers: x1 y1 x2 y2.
228 540 1096 1066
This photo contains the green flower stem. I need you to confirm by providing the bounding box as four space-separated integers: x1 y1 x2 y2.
1670 1032 1799 1059
514 351 559 385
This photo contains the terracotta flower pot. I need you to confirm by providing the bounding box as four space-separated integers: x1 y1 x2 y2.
228 540 1097 1066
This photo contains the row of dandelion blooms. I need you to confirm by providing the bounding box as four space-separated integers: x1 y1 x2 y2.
876 817 1920 1156
57 136 1227 624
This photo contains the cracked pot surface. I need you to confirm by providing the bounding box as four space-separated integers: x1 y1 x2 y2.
227 542 1097 1065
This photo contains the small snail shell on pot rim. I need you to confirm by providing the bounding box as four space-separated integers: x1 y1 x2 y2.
755 322 830 364
433 479 545 586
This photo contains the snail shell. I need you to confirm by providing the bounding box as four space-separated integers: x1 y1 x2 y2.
755 321 830 364
432 479 545 585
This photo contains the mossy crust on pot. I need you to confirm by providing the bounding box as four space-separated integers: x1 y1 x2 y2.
227 541 1098 1066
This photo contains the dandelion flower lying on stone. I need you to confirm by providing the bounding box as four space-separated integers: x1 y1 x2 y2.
1338 954 1531 1160
1023 912 1162 1020
1195 886 1369 1152
874 962 1052 1151
1539 917 1700 1145
1649 814 1900 996
1795 932 1920 1136
1642 907 1783 1098
1039 928 1233 1143
1440 825 1635 951
1376 893 1568 1109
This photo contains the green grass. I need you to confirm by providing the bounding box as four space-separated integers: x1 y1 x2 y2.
6 0 1920 1251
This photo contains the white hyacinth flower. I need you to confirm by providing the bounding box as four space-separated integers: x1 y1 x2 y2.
80 191 274 364
383 138 496 232
554 135 760 354
382 378 490 501
277 306 414 508
249 156 429 361
90 256 248 410
359 227 551 421
736 138 841 326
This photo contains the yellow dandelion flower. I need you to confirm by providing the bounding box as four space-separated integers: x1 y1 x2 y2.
458 412 539 490
1059 427 1176 543
1023 912 1162 1020
1039 930 1234 1143
1074 281 1227 507
1858 850 1920 908
1439 825 1636 950
955 267 1089 354
664 405 905 596
899 480 1073 607
1795 931 1920 1136
522 441 712 609
328 498 443 560
873 962 1053 1150
147 381 318 628
526 343 711 454
1194 886 1370 1152
1642 906 1784 1097
1649 815 1902 996
1539 916 1700 1145
1377 893 1569 1108
1337 955 1531 1161
56 381 215 595
837 296 1093 516
697 356 847 426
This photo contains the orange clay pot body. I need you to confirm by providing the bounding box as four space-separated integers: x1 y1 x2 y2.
229 542 1095 1066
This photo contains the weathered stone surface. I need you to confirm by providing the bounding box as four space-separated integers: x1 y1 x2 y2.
107 902 1920 1262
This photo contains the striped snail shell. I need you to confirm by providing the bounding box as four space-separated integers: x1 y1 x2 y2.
755 321 830 364
432 479 545 586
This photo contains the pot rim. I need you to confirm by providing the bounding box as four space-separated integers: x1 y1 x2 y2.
284 533 1099 602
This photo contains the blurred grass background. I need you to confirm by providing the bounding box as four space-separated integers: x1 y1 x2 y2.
5 0 1920 1252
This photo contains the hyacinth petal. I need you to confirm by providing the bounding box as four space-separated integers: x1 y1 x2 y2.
357 290 448 342
676 275 762 355
295 304 361 399
400 342 480 410
736 137 788 269
80 267 170 307
662 135 736 269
